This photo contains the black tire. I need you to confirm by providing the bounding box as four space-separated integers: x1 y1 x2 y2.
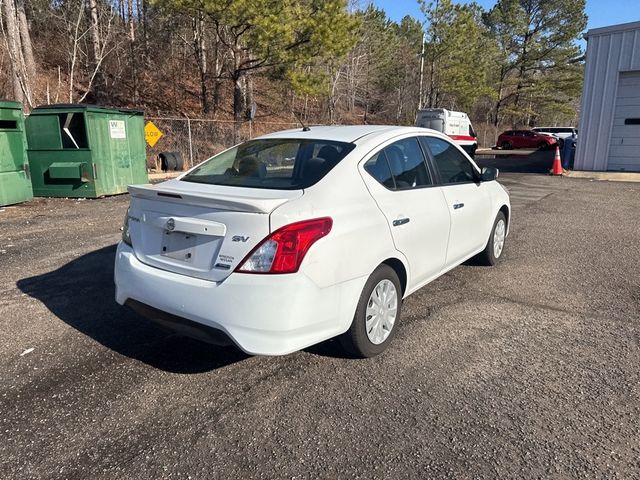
557 139 564 150
340 265 402 358
172 152 184 171
474 211 507 266
501 142 512 150
537 141 548 150
159 152 177 171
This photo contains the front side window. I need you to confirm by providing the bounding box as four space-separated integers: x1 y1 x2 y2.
364 137 432 190
182 139 355 190
422 136 477 185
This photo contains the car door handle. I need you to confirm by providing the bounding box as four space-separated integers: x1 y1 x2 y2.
453 202 465 210
392 218 410 226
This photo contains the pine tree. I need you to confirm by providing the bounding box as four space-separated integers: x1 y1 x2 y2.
483 0 587 126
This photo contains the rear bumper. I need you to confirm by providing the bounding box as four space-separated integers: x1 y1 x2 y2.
114 242 366 355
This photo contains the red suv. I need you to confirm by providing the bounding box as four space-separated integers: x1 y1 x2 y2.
497 129 558 150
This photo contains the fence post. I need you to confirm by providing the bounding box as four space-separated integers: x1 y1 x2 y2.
186 115 194 168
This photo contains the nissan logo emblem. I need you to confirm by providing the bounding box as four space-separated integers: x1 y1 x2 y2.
166 218 175 231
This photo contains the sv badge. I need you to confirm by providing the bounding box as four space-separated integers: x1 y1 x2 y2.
232 235 250 242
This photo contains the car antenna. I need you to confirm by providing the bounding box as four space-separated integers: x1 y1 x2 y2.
293 111 311 132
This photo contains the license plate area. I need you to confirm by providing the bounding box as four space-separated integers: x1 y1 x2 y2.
161 231 197 263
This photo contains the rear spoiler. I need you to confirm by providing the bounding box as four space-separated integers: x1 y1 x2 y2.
128 184 298 214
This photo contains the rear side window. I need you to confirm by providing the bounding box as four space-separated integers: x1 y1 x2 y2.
423 137 477 185
182 139 355 190
364 137 432 190
364 152 395 189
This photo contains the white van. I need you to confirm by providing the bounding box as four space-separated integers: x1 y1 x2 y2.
416 109 478 157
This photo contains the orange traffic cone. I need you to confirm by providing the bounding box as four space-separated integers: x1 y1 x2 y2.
551 146 563 176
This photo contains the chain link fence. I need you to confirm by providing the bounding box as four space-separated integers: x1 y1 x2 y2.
145 117 300 170
143 117 503 171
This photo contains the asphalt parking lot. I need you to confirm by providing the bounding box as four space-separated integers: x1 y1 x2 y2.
1 151 639 479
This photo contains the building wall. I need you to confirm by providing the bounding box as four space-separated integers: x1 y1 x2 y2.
575 22 640 171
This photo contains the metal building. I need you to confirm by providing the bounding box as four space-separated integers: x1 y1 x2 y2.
575 21 640 172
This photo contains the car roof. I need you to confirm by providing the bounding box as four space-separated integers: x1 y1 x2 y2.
533 126 574 130
255 125 439 144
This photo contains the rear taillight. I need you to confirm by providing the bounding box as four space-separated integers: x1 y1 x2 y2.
236 217 333 274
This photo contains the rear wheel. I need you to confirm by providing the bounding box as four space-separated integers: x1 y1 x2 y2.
537 141 548 150
501 142 512 150
474 212 507 266
340 265 402 358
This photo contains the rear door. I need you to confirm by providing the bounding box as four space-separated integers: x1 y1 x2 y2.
360 136 450 286
524 131 538 148
421 136 492 266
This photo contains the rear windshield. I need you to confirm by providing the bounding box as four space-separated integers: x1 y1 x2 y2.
182 139 355 190
418 117 445 132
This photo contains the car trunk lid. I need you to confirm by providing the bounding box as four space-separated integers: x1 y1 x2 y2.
127 180 302 281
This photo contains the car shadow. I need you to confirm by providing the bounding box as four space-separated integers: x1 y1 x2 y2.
304 338 355 359
16 244 249 373
475 149 554 174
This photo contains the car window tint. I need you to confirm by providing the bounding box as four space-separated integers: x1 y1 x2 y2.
383 137 432 189
363 151 395 189
182 139 355 190
423 136 477 185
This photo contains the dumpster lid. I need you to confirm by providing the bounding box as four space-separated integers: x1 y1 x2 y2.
0 100 23 110
30 103 143 115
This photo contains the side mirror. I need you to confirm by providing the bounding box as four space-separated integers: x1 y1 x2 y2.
481 166 499 182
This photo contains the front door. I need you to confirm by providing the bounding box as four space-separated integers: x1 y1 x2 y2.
421 136 493 266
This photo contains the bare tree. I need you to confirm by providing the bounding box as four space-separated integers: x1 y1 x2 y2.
15 0 35 90
86 0 103 98
127 0 138 101
0 0 34 106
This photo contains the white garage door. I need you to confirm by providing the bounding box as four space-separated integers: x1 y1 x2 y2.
609 71 640 171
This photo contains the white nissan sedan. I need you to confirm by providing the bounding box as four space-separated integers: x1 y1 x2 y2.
115 126 510 357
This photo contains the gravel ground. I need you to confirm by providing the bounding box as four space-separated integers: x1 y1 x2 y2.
1 155 639 479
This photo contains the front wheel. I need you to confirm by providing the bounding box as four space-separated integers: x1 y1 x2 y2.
340 265 402 358
474 212 507 266
501 142 512 150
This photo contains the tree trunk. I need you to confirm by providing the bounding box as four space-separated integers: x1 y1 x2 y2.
15 0 35 99
127 0 137 102
195 12 208 113
2 0 27 104
86 0 103 99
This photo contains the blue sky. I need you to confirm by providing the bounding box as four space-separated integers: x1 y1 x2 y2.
372 0 640 32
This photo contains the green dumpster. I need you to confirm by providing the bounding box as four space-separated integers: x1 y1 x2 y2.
26 104 148 198
0 101 33 206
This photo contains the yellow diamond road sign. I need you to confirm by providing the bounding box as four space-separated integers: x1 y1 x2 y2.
144 121 163 147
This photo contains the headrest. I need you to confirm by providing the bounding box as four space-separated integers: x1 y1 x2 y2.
385 146 405 176
317 145 340 164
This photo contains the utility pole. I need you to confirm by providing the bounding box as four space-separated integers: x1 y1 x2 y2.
418 32 425 111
